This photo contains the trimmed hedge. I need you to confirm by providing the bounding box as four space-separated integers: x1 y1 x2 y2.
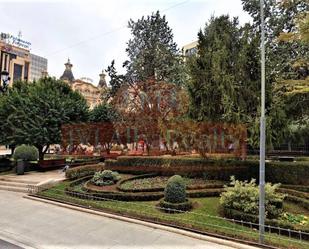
159 199 193 213
105 156 309 185
281 184 309 193
278 188 309 200
105 156 252 167
66 177 164 201
187 189 222 198
66 175 222 202
117 174 162 192
285 195 309 211
65 164 104 180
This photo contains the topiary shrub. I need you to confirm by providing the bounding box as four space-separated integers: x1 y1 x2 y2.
159 175 193 213
220 176 285 219
91 170 121 186
164 175 186 203
13 145 39 161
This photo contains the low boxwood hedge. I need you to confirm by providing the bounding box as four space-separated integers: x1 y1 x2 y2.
106 157 309 185
159 199 193 213
65 175 222 202
66 177 164 201
187 189 223 198
278 188 309 200
105 156 251 168
65 164 104 180
117 174 162 192
285 195 309 211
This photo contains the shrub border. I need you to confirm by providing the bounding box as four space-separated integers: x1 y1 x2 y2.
159 198 193 213
221 207 309 240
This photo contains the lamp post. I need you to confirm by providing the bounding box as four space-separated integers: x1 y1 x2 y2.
259 0 266 244
0 70 10 93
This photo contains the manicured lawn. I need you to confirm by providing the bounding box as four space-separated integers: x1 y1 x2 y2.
37 181 309 249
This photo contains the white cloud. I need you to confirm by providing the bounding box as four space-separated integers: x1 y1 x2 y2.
0 0 251 85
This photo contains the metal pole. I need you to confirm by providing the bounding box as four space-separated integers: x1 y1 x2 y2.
259 0 266 244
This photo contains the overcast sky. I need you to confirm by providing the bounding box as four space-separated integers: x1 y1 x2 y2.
0 0 251 85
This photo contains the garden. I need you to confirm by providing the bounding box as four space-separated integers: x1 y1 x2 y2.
35 155 309 249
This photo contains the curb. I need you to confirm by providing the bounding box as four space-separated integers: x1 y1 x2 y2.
24 195 260 249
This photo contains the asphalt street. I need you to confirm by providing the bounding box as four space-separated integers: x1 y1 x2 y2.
0 190 237 249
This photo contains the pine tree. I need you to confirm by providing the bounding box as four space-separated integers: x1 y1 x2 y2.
103 60 125 101
124 10 185 85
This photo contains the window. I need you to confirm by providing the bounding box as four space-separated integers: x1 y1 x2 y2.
13 63 23 81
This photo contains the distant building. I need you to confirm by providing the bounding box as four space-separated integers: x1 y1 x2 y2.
0 32 48 84
60 58 105 108
182 41 198 57
29 54 48 81
60 58 75 83
0 38 31 84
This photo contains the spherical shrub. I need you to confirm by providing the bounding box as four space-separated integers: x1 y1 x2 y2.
164 175 186 203
13 145 39 161
91 170 121 186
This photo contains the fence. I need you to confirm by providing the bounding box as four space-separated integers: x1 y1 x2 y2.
28 185 309 249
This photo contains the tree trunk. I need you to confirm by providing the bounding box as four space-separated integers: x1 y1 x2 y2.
288 141 292 152
37 145 44 161
10 145 16 156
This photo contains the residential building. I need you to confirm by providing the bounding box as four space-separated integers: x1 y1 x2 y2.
29 54 48 81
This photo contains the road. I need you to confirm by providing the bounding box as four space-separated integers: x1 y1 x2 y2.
0 190 235 249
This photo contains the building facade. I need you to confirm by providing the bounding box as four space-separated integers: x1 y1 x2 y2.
29 54 48 81
0 39 31 84
0 32 48 84
182 41 198 57
60 58 105 108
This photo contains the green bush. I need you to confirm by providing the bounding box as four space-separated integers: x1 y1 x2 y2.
164 175 186 203
220 176 285 219
159 199 192 213
13 145 39 161
65 164 104 180
105 156 249 168
91 170 121 186
105 156 309 185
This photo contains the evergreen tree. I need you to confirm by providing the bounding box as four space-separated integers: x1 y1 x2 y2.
103 60 125 101
187 15 260 124
89 103 119 122
124 10 185 85
241 0 309 80
0 78 89 159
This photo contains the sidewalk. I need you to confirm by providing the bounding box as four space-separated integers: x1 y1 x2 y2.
0 170 66 183
0 190 237 249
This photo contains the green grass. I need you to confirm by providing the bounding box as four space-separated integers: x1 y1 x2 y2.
37 181 309 249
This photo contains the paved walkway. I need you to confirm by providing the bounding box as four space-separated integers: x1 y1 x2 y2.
0 170 66 184
0 190 235 249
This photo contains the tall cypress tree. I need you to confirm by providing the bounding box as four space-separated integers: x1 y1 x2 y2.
124 10 185 85
187 15 260 124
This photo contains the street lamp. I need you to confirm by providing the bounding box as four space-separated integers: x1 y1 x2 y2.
0 70 10 93
259 0 266 245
